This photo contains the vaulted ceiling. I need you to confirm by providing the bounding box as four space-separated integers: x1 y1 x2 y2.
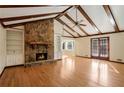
0 5 124 38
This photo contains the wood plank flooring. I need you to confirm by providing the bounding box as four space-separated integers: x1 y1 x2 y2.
0 55 124 87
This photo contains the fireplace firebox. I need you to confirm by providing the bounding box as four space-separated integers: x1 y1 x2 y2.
36 53 47 61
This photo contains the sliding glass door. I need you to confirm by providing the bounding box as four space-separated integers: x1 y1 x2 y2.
91 37 109 60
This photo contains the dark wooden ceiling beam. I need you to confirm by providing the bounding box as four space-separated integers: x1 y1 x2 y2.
0 21 5 27
0 5 49 8
103 5 120 32
64 13 89 36
63 28 76 37
0 5 69 8
55 6 73 19
76 5 102 34
4 18 54 28
76 30 124 38
56 18 81 37
7 27 24 31
1 12 61 22
62 36 75 38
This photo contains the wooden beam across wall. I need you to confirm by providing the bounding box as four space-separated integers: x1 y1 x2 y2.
0 5 69 8
4 18 54 28
75 30 124 38
62 36 75 38
7 27 24 31
1 12 61 22
64 13 89 36
76 5 102 34
56 18 81 37
55 6 73 19
0 21 5 27
0 5 49 8
103 5 120 32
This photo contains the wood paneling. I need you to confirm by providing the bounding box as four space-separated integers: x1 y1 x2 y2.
1 56 124 86
76 6 102 34
103 5 120 32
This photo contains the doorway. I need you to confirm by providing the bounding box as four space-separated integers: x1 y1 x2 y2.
91 37 109 60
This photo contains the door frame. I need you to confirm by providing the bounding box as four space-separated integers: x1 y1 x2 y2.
91 37 110 60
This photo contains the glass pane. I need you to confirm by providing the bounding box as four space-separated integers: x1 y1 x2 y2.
92 39 99 57
67 42 72 50
100 38 108 57
63 42 65 50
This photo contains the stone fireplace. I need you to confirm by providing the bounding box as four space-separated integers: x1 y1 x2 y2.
24 19 54 63
36 53 47 61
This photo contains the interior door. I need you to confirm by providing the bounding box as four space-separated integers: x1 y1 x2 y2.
91 37 109 60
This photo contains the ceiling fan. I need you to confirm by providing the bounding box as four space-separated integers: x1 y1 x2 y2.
72 7 86 28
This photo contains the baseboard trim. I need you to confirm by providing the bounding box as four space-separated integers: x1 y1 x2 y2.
0 64 24 78
76 55 91 59
5 64 24 68
0 67 6 78
76 55 124 64
55 59 62 61
109 60 124 64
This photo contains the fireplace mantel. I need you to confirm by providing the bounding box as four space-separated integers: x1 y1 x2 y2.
30 41 52 45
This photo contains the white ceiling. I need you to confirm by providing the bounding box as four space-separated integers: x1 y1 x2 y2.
81 5 115 33
0 5 124 37
110 5 124 31
63 30 72 37
0 6 69 18
66 7 99 35
64 26 79 37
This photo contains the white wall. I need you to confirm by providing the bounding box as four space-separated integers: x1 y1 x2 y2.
54 20 75 58
76 32 124 63
0 24 6 74
76 37 90 57
62 37 75 56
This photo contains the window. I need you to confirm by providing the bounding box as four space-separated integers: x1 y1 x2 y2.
62 40 74 51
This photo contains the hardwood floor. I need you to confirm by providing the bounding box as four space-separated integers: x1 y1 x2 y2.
0 55 124 87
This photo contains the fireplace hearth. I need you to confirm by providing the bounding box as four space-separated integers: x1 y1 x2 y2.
36 53 47 61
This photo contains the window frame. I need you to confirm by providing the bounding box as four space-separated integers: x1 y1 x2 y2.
62 40 75 51
91 37 109 60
